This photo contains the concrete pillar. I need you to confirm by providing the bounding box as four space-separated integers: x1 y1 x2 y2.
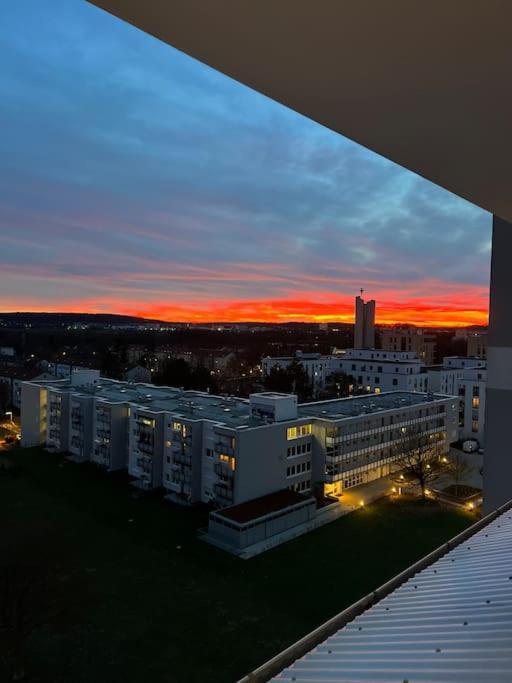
484 215 512 512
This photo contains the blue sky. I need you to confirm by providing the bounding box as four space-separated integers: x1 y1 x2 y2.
0 0 491 324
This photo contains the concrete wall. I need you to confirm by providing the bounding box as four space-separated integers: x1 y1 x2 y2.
20 382 47 447
484 216 512 512
235 422 311 505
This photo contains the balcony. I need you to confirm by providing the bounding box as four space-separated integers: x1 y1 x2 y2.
137 441 154 455
171 469 191 485
214 441 234 456
213 482 233 504
214 462 234 480
173 452 192 467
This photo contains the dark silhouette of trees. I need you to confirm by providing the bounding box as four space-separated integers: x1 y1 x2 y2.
153 358 218 393
264 360 312 401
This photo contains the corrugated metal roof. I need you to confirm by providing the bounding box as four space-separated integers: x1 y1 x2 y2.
272 509 512 683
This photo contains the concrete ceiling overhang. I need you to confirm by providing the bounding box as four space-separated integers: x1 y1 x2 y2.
88 0 512 222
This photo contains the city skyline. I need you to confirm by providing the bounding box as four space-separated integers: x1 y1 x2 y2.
0 0 491 327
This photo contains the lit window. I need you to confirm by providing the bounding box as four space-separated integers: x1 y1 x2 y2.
172 421 181 431
219 454 236 470
472 397 480 408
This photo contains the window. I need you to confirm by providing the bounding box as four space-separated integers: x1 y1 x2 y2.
206 448 213 458
219 454 236 470
165 440 171 448
392 378 398 386
472 397 480 408
287 424 312 440
472 419 479 433
172 421 181 431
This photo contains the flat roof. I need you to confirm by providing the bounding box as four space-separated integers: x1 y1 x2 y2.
33 379 453 427
214 489 314 525
41 378 257 428
299 391 451 420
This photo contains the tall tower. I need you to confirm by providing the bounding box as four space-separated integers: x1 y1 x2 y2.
354 290 376 349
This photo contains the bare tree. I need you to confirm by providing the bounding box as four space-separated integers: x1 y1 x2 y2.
395 434 445 499
445 450 474 497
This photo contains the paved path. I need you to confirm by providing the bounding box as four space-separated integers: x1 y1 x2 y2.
334 448 483 512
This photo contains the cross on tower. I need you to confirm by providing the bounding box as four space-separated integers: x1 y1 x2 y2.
360 288 364 297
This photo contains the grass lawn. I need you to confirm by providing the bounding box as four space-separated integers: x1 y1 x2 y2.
1 447 474 683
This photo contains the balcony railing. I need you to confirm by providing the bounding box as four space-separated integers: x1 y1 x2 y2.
173 452 192 467
137 441 154 455
214 442 234 456
214 462 234 480
214 482 233 504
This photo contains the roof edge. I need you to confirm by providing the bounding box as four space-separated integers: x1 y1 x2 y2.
238 496 512 683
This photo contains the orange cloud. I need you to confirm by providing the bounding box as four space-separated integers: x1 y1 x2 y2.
124 296 488 327
0 285 489 328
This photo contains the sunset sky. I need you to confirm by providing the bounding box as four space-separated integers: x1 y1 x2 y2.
0 1 491 327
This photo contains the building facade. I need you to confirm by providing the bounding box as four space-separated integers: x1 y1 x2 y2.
380 327 436 365
458 365 487 445
21 374 459 507
354 293 376 349
467 332 487 359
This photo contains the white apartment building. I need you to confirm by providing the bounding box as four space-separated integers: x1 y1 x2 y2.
381 327 436 365
458 365 487 445
331 349 429 393
21 374 459 506
262 349 430 395
261 351 332 394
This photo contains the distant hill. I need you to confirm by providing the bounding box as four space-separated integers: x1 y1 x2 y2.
0 312 171 328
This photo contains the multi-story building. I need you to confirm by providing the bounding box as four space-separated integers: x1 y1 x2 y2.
467 331 487 359
263 349 430 395
92 399 130 471
261 351 332 395
443 356 486 370
458 365 487 445
304 391 458 495
380 327 436 365
332 349 429 394
21 374 459 504
21 368 101 453
354 293 376 349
